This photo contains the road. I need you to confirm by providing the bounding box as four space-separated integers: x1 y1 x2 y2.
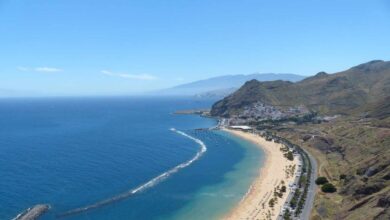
300 149 318 220
276 151 310 220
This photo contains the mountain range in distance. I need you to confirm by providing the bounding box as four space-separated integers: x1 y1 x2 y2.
1 73 305 98
155 73 306 98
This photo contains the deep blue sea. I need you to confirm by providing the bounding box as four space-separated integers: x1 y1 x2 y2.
0 97 263 220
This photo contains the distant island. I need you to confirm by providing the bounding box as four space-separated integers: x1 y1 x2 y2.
152 73 305 98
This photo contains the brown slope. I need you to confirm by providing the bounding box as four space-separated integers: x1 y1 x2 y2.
210 60 390 220
211 60 390 117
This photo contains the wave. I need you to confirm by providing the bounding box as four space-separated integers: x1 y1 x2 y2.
12 207 30 220
57 128 207 218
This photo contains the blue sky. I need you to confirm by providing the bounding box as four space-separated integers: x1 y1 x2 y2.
0 0 389 96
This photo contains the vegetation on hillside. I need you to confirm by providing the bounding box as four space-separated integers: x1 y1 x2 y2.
211 60 390 219
315 177 329 185
211 60 390 117
321 183 337 193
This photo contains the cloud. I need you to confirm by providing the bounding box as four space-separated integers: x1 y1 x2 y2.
34 67 63 72
101 70 158 80
17 66 63 73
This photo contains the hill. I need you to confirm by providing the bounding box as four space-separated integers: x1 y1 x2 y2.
211 60 390 220
211 60 390 117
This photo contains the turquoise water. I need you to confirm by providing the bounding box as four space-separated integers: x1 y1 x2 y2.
0 97 263 220
170 131 264 220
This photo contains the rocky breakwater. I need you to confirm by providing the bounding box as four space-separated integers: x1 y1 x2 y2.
13 204 50 220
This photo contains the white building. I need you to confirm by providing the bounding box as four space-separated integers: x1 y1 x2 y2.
229 125 253 131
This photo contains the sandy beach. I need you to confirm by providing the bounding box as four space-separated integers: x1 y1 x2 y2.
223 129 298 220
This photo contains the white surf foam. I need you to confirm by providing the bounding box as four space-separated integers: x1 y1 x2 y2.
132 128 206 194
58 128 207 218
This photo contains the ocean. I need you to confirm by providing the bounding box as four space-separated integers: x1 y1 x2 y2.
0 97 264 220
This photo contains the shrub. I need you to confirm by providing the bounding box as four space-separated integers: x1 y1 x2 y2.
315 176 329 185
269 198 275 207
283 209 292 220
286 151 294 161
281 185 287 193
339 174 346 180
321 183 337 193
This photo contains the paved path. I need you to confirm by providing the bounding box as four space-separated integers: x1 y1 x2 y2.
300 149 318 220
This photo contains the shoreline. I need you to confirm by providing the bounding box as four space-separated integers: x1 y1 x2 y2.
222 128 298 220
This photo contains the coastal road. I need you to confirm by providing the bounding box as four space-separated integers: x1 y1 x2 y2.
300 149 318 220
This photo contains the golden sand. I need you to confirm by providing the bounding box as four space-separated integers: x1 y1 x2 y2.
223 129 298 220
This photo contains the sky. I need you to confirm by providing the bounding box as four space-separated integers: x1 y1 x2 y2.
0 0 389 96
